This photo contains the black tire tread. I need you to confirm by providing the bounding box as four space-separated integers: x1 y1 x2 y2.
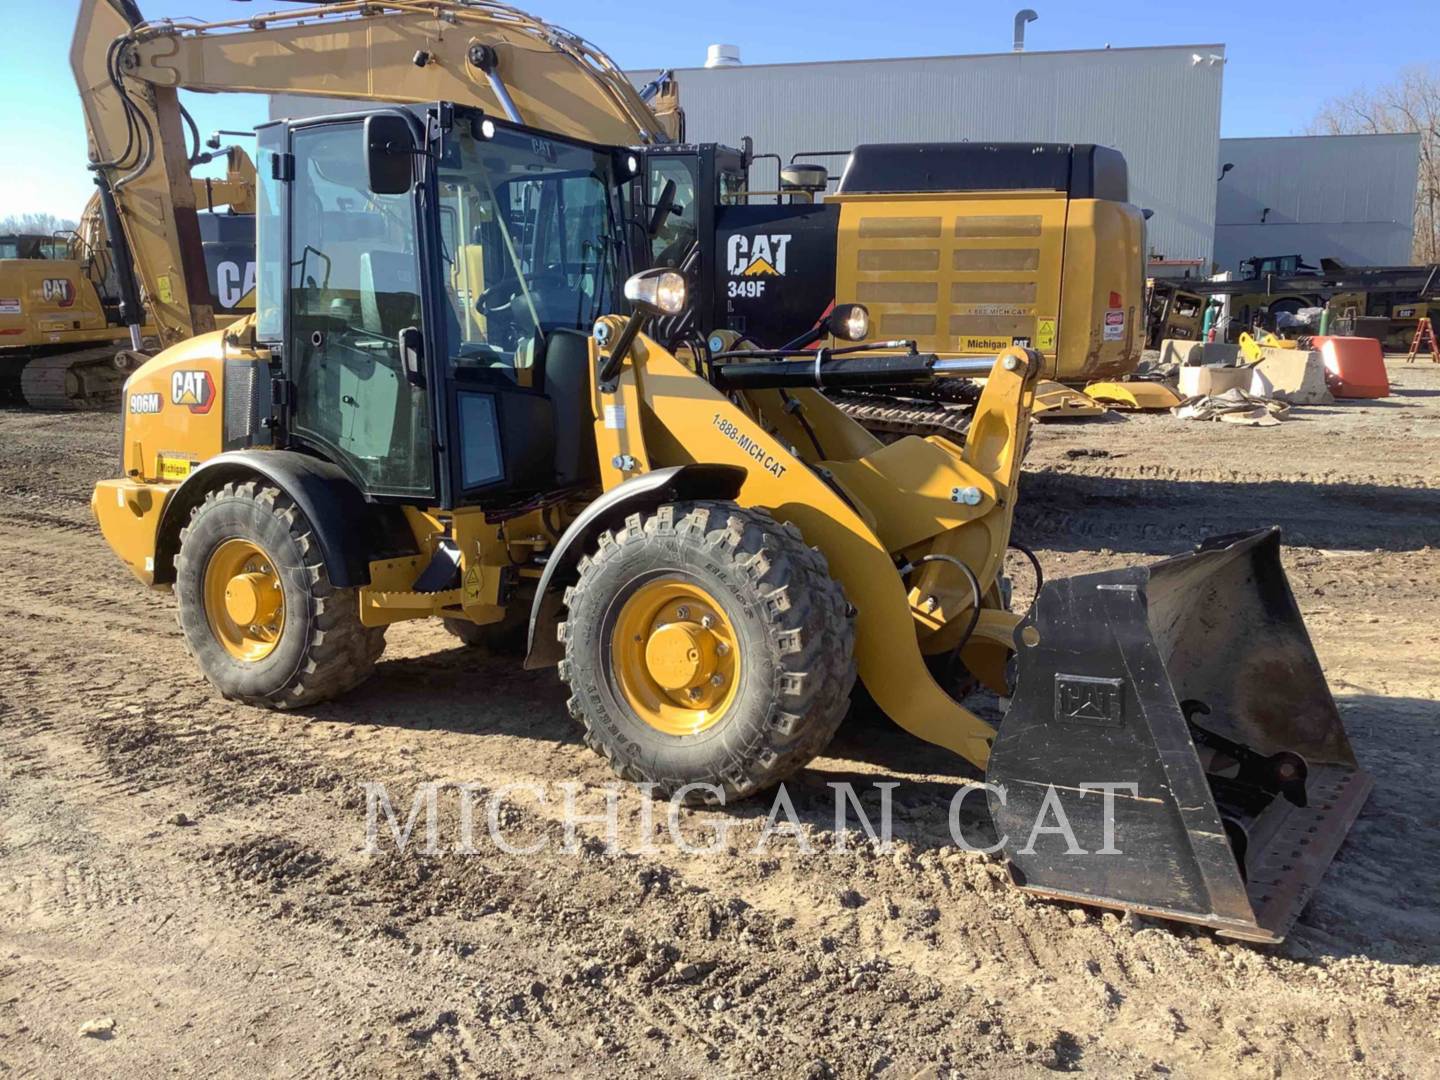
174 480 385 709
557 501 856 801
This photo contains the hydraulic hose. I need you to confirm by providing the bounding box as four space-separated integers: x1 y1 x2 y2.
901 554 985 697
1006 540 1044 613
907 553 984 654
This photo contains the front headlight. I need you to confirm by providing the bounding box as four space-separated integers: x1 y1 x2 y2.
828 303 870 342
624 268 688 317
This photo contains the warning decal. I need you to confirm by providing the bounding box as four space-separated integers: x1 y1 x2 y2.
1036 319 1057 351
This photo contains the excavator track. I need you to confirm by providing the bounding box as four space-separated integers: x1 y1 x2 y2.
829 392 978 445
1 348 127 411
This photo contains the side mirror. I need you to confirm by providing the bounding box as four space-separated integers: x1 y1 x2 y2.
365 114 416 195
398 325 425 386
647 178 678 237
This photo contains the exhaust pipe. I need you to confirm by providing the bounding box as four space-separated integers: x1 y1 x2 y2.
1013 8 1038 51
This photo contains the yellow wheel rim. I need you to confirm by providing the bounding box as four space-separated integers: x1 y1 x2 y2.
610 579 741 736
203 538 285 662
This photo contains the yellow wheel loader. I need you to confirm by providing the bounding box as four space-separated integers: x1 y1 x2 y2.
89 99 1371 943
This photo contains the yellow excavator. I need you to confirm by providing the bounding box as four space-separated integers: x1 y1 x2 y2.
77 0 1370 943
0 149 255 409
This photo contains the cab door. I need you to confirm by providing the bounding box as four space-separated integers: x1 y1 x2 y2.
281 120 437 500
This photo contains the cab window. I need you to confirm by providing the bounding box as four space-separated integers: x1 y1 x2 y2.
646 157 699 268
436 127 621 375
284 122 434 498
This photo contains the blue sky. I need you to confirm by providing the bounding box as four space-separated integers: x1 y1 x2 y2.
5 0 1435 219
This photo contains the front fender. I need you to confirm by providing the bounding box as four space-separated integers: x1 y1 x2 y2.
523 464 745 670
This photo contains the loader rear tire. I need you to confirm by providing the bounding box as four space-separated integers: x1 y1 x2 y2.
174 480 386 708
558 501 856 801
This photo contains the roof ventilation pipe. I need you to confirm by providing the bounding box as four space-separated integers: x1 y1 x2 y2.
1013 9 1038 51
705 44 742 68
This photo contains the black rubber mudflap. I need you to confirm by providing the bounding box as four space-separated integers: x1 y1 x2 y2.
986 528 1372 942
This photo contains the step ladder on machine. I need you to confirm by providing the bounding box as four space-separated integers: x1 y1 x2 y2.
1406 317 1439 363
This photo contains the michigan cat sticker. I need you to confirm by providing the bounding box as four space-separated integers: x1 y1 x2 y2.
959 335 1012 352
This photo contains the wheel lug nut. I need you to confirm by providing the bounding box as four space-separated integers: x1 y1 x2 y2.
700 615 714 629
687 688 702 700
716 642 729 656
710 674 724 686
676 606 690 619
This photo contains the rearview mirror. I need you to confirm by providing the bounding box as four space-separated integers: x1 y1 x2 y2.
398 326 425 387
365 114 415 195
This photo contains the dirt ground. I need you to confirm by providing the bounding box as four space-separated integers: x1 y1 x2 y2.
1 362 1437 1078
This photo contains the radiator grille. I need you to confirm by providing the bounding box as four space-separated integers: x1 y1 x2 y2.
846 201 1061 353
224 360 271 450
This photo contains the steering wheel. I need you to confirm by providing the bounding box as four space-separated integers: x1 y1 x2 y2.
477 275 520 318
476 271 575 322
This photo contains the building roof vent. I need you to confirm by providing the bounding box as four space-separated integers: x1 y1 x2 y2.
705 44 742 68
1013 9 1038 51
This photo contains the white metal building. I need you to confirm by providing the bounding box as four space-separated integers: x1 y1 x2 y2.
631 45 1228 269
268 39 1422 276
1213 134 1421 271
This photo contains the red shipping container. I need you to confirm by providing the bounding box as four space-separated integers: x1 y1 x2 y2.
1313 336 1390 399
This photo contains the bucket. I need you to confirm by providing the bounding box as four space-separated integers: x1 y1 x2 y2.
987 529 1372 941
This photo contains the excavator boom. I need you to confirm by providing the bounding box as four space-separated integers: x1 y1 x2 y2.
71 0 675 349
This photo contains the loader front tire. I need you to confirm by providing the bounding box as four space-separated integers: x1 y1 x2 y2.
559 501 856 801
174 480 386 708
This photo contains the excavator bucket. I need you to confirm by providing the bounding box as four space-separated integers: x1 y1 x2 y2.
1083 379 1183 410
1033 379 1107 419
987 528 1371 942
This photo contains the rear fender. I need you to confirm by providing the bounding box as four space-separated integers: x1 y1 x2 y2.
154 450 415 587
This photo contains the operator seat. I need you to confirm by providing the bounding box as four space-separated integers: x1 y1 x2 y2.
359 250 421 337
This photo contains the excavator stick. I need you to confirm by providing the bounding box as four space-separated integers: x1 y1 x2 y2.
988 528 1371 942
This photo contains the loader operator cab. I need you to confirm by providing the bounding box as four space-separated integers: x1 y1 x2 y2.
251 105 630 508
